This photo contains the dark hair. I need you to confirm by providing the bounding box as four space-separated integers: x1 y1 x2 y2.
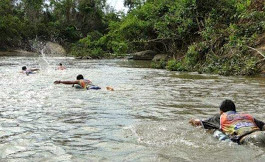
59 63 62 66
22 66 27 70
219 99 236 112
76 74 84 80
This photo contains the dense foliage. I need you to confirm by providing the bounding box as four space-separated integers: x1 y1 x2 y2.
114 0 265 75
0 0 264 75
0 0 108 50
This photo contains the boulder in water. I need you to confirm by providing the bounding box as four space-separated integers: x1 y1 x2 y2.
131 50 157 60
43 42 66 56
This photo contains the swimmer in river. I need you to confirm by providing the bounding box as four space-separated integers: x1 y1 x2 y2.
57 63 66 70
189 99 265 147
54 74 114 91
21 66 39 75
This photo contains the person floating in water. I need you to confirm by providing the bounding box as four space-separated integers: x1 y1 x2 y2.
21 66 39 75
54 74 114 91
189 99 265 147
57 63 66 70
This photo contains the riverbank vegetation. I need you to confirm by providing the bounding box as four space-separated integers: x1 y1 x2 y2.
0 0 264 75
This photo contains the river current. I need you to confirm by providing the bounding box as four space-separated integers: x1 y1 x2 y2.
0 56 265 161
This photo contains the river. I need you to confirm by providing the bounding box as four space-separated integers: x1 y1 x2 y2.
0 56 265 161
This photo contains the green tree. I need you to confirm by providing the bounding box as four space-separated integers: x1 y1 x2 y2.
0 0 23 48
22 0 44 24
124 0 144 11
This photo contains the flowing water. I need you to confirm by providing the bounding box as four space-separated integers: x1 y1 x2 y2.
0 56 265 161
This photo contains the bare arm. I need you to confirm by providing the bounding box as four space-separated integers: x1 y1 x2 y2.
54 80 79 84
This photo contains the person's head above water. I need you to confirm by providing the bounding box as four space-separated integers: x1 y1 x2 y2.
59 63 62 66
76 74 84 80
22 66 27 71
219 99 236 113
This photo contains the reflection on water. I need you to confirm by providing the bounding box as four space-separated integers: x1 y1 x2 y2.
0 56 265 161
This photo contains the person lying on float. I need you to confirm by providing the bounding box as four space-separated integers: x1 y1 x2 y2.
189 99 265 146
54 74 114 91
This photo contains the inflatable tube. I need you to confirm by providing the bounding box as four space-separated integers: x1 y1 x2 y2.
88 85 101 90
213 130 231 141
74 85 101 90
22 71 35 75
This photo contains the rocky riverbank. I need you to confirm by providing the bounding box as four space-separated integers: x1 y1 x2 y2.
0 50 37 57
0 42 66 57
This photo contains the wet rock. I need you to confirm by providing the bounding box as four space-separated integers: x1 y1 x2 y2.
131 50 157 60
83 56 92 59
75 56 83 59
43 42 66 56
152 54 169 61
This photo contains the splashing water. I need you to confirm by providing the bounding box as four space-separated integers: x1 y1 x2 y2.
39 48 50 71
29 38 52 71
